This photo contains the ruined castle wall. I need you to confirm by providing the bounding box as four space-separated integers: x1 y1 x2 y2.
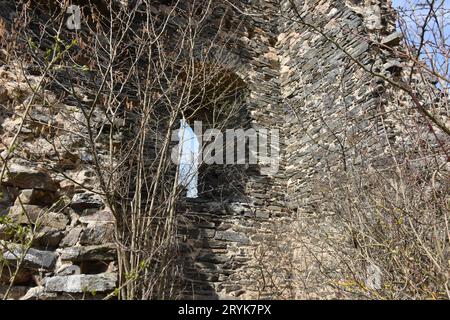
0 0 289 300
2 0 437 300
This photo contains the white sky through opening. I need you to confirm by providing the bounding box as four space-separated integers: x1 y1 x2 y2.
178 119 200 198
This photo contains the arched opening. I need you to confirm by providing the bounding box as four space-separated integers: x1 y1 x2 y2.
175 62 249 201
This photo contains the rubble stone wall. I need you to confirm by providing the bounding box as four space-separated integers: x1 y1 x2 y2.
0 0 412 300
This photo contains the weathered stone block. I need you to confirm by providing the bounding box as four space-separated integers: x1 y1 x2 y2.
55 264 81 276
20 286 57 300
381 31 403 47
7 205 68 246
60 244 116 262
44 273 117 293
79 222 114 245
4 163 59 191
3 246 57 270
79 209 114 224
70 193 104 211
215 231 249 244
197 251 230 264
60 226 83 247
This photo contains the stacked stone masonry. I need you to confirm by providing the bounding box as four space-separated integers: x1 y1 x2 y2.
0 0 436 299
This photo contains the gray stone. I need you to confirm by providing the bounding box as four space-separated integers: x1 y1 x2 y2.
33 228 65 248
3 246 57 270
55 264 81 276
20 286 57 300
197 221 215 229
381 31 403 47
199 228 215 239
225 202 250 215
60 226 83 247
197 252 230 264
349 42 369 57
267 205 283 211
6 204 68 247
70 193 104 211
79 150 94 163
79 222 114 245
79 209 114 224
4 163 59 191
8 204 44 224
215 231 249 244
8 204 69 229
60 244 116 262
383 59 403 73
255 211 270 219
44 273 117 293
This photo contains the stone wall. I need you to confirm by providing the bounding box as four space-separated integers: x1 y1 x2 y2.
278 0 398 210
1 0 437 300
0 61 117 299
